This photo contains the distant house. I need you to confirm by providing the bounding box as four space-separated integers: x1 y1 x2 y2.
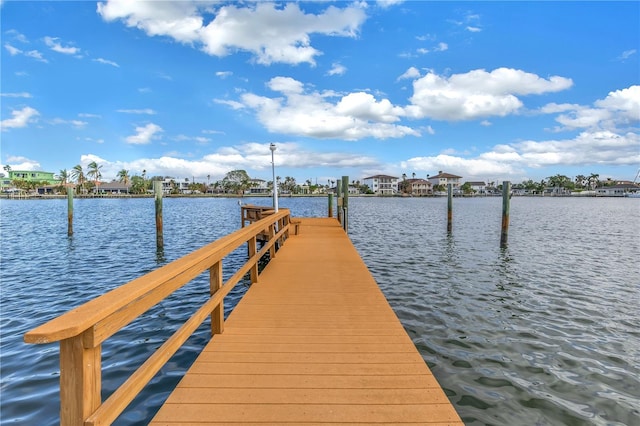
404 178 432 195
466 181 487 194
428 171 463 189
362 175 399 195
248 179 269 195
596 183 640 197
7 170 59 184
98 181 132 194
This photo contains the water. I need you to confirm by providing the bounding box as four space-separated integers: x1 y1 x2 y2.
1 196 639 425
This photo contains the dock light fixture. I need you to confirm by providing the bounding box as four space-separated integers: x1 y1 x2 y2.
270 143 278 212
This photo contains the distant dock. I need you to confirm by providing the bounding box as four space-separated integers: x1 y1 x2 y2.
25 210 462 425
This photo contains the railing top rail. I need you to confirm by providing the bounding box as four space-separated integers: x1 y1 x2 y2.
24 209 290 345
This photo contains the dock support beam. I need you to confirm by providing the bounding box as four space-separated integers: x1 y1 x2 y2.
328 193 334 218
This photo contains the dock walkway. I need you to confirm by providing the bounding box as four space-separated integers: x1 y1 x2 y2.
151 218 462 424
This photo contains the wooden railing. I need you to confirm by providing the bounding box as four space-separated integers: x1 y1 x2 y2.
24 209 294 426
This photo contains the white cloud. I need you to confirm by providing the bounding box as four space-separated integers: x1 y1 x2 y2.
3 156 41 171
466 26 481 33
81 141 379 182
1 106 39 130
327 62 347 76
94 57 119 67
617 49 637 61
24 50 47 62
215 71 233 79
543 85 639 132
44 36 80 55
125 123 163 144
434 42 448 51
49 118 88 128
117 108 157 115
4 43 22 55
397 66 421 80
236 76 419 140
1 92 32 98
98 1 367 66
407 67 573 120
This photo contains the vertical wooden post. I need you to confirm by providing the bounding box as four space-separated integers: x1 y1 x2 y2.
154 181 163 249
268 223 276 259
248 236 258 284
328 193 334 218
336 180 343 225
210 261 224 335
342 176 349 233
500 181 511 248
67 187 74 236
447 183 453 233
59 334 101 426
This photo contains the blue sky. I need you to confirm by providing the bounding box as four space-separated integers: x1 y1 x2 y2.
1 1 638 186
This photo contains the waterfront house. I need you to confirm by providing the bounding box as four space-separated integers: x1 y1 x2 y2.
467 181 487 194
247 179 269 195
596 183 640 197
404 178 432 195
428 171 463 189
362 175 399 195
98 182 132 194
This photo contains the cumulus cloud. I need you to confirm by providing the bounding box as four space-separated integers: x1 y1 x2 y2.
543 85 639 132
79 142 379 182
3 156 41 171
97 1 367 65
125 123 163 144
406 67 573 120
1 106 39 130
230 76 419 140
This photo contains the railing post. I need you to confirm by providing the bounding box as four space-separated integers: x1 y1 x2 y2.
268 223 276 259
210 261 224 335
59 334 101 426
248 236 258 284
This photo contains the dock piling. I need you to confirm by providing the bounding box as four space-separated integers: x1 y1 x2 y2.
341 175 349 233
67 187 73 236
328 193 334 218
500 181 511 248
154 181 163 249
447 183 453 233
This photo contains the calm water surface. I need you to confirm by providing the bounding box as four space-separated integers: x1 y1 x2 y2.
1 196 639 425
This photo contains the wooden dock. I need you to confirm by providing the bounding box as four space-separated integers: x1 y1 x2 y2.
151 218 462 424
25 210 462 425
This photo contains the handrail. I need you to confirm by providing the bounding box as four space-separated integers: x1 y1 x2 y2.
24 209 294 426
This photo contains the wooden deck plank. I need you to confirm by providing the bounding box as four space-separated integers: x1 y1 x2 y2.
150 218 462 425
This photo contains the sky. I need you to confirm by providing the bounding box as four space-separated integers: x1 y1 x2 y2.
1 1 639 186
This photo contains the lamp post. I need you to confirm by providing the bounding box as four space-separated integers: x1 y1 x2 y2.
270 143 278 212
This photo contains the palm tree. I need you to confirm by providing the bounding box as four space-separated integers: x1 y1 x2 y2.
588 173 600 190
87 161 103 193
71 164 85 193
117 169 130 185
58 169 69 185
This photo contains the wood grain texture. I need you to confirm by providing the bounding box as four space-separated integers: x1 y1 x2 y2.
151 218 463 425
